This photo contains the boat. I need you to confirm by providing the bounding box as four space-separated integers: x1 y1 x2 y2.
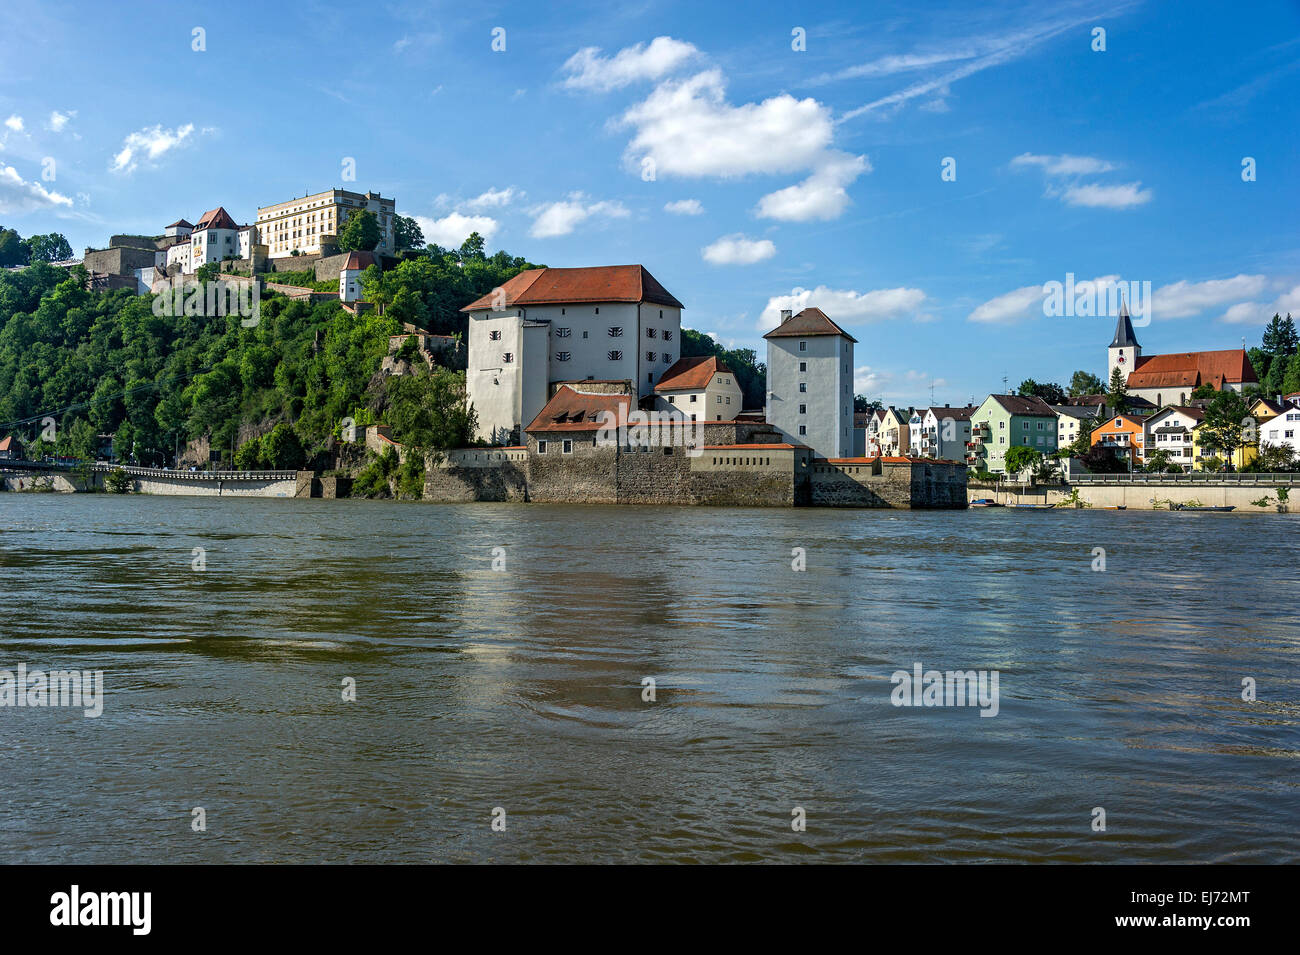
1007 503 1053 509
1100 505 1128 510
1175 504 1235 512
969 498 1002 507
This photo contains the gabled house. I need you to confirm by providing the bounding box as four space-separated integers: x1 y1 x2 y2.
763 307 856 459
653 356 742 422
909 405 974 460
968 394 1058 473
1142 406 1204 470
1092 413 1151 467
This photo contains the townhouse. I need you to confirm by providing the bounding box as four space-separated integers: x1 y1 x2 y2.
1091 413 1151 467
967 394 1058 473
1142 406 1204 470
653 356 743 421
909 405 975 460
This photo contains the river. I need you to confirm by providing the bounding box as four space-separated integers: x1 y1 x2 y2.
0 495 1296 863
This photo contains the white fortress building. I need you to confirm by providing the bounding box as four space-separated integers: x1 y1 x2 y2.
256 188 395 259
764 307 856 459
462 265 683 445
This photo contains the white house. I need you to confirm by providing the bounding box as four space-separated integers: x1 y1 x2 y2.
164 219 193 240
339 251 375 302
189 207 244 269
1051 404 1101 450
1142 405 1205 470
763 307 855 459
653 356 742 421
461 265 683 445
910 406 975 460
1260 404 1300 460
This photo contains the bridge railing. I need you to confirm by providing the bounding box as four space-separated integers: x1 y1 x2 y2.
1071 472 1300 486
89 464 299 480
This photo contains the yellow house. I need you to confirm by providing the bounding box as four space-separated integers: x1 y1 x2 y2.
1191 419 1258 471
1244 397 1286 461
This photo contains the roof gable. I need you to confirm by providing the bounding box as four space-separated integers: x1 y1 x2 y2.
462 265 683 311
655 355 734 392
525 385 632 433
762 307 858 343
194 207 239 231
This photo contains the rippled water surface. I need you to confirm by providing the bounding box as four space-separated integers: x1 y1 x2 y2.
0 494 1296 863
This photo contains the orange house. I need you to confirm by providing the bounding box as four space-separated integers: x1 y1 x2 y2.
1091 413 1151 467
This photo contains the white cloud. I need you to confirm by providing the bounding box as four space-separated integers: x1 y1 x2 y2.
756 152 870 221
47 110 76 133
1154 275 1269 318
760 286 926 330
1010 152 1151 209
463 187 521 210
4 115 23 132
1220 285 1300 324
1011 153 1116 176
110 123 195 173
663 198 703 215
529 195 629 238
621 69 833 178
414 212 498 248
0 165 73 214
563 36 699 91
1062 181 1152 209
839 14 1094 120
967 284 1044 324
702 234 776 266
854 365 893 394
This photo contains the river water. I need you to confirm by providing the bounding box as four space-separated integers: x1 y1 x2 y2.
0 495 1296 863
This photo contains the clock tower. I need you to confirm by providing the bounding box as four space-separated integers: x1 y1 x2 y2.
1108 303 1141 388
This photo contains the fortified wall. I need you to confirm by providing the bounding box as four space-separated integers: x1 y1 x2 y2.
423 425 967 509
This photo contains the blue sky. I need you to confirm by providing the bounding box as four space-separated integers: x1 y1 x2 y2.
1 0 1297 406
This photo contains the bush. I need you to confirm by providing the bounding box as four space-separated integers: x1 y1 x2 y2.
104 467 131 493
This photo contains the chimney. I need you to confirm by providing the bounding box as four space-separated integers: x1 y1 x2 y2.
780 309 792 324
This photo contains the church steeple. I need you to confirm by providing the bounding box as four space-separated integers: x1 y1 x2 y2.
1107 302 1141 387
1110 302 1139 349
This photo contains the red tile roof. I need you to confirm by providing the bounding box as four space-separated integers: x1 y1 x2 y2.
655 355 733 392
526 385 632 433
1127 349 1258 390
342 251 376 271
462 265 683 311
166 219 193 229
193 207 238 231
762 307 858 343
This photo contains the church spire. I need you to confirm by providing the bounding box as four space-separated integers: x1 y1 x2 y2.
1110 301 1139 349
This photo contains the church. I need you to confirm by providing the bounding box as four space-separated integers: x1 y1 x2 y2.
1107 308 1258 408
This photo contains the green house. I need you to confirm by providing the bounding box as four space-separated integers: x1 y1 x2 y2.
968 394 1059 473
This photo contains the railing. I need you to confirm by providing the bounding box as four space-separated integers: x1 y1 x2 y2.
1072 472 1300 485
91 464 299 480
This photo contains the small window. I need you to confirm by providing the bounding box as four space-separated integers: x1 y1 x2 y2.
556 351 571 362
799 404 806 414
646 351 656 362
663 329 672 341
799 383 807 393
690 394 697 403
608 350 623 361
799 425 807 435
646 328 657 338
537 440 547 454
668 396 676 404
556 327 571 338
799 361 806 372
489 330 501 341
799 341 807 352
562 439 573 454
716 395 722 404
608 326 623 337
502 352 514 363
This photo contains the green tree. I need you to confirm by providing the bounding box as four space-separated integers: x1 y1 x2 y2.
393 215 424 252
1261 313 1298 357
25 233 73 263
1106 367 1129 414
1198 390 1251 466
337 209 382 253
458 232 486 261
1067 370 1103 397
0 228 27 267
1017 378 1066 404
1003 445 1042 475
